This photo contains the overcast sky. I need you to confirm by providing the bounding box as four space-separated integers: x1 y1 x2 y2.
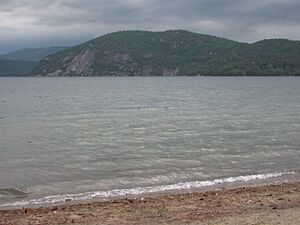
1 0 300 53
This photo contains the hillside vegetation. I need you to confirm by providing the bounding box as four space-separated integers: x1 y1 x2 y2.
29 30 300 76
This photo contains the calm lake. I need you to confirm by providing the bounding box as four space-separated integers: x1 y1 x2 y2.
0 76 299 207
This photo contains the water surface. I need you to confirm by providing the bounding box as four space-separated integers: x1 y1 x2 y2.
0 77 299 206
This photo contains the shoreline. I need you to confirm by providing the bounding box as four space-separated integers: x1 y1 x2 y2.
0 171 298 210
1 181 299 225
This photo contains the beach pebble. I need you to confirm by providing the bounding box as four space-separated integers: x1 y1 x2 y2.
70 214 82 221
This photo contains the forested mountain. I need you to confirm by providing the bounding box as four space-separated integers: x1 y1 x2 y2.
14 30 300 76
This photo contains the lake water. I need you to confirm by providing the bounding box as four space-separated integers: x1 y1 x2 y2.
0 77 299 207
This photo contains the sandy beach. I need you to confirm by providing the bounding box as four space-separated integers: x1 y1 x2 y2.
0 182 299 225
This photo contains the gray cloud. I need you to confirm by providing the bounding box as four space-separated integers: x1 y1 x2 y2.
0 0 300 53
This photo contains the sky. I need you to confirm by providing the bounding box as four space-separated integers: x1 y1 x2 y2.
1 0 300 54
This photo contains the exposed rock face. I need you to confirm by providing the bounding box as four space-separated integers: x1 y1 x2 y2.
34 49 95 76
66 49 95 76
46 69 63 76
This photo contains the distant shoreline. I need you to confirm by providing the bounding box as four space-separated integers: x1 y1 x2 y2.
0 75 299 77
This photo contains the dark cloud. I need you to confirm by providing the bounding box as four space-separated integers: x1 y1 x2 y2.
0 0 300 53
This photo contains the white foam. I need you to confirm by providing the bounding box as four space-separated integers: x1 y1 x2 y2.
0 171 296 208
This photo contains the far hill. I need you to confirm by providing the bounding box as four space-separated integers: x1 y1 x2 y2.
0 46 69 76
0 59 37 76
26 31 300 76
0 46 69 62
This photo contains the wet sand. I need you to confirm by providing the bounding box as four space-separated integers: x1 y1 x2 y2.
0 182 299 225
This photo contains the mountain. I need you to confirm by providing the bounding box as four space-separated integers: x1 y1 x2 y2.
0 46 69 62
30 30 300 76
0 59 37 76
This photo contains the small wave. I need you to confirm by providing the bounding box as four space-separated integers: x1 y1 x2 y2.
0 171 295 208
0 188 27 197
